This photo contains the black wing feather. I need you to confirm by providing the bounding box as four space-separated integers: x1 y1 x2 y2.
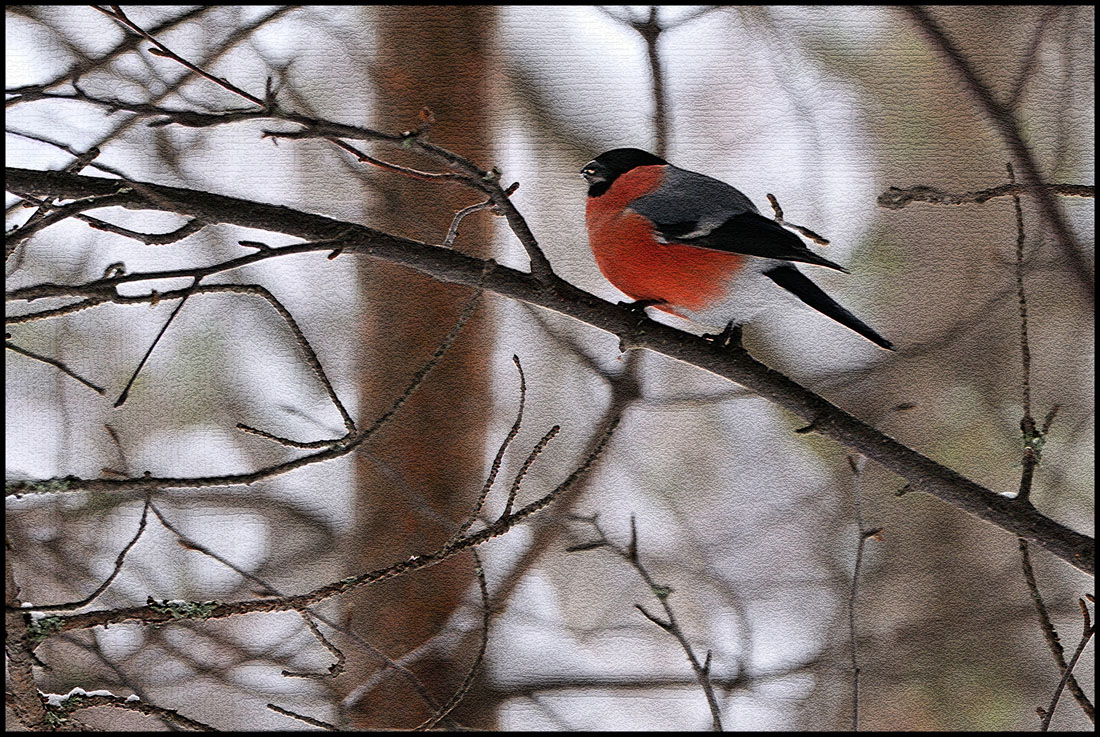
666 212 849 272
764 265 894 350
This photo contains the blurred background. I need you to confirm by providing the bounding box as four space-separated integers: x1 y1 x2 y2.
5 5 1094 730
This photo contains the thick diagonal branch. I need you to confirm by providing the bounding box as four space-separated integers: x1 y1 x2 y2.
5 167 1093 576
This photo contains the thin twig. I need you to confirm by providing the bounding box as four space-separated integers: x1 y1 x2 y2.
92 5 266 106
266 703 337 731
571 516 724 731
282 612 346 679
767 193 830 246
5 339 106 395
449 355 527 545
15 498 151 612
114 276 199 407
1008 162 1037 504
76 213 208 245
220 282 355 435
1039 609 1095 731
877 182 1093 209
847 456 864 731
415 550 492 730
901 6 1093 301
1020 539 1095 721
500 425 560 520
1007 7 1064 110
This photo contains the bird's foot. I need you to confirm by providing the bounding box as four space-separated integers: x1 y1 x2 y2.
617 298 665 353
618 297 666 315
702 321 743 350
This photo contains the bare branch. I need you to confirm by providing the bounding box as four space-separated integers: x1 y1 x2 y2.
1020 540 1095 721
5 339 106 395
33 411 622 637
571 516 724 730
415 550 492 730
5 167 1093 575
878 182 1093 209
901 6 1094 301
1038 615 1095 730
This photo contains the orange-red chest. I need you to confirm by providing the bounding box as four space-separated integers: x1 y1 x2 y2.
585 165 744 315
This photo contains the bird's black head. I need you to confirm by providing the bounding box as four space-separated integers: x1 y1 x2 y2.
581 148 668 197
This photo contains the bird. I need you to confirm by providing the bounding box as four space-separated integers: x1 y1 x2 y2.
581 148 894 350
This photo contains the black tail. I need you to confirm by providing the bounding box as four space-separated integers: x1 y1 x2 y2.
764 265 894 350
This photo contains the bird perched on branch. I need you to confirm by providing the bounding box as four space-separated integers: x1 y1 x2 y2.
582 148 893 350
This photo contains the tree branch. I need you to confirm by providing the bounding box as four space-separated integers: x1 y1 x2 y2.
5 166 1093 576
901 6 1094 302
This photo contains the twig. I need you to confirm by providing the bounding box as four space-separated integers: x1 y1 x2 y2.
76 213 208 245
1008 157 1093 722
637 7 669 157
221 282 356 435
5 339 106 395
15 498 151 612
767 193 830 246
415 550 491 730
901 6 1093 301
449 355 527 545
1038 603 1095 731
442 182 519 249
282 612 346 678
570 515 724 731
847 456 864 731
1020 540 1095 721
877 182 1093 209
1007 162 1039 504
92 5 266 106
1007 7 1064 110
266 703 337 730
113 276 199 407
500 425 560 519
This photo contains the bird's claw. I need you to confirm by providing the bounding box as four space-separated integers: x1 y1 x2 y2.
618 297 665 315
616 298 665 353
702 321 743 350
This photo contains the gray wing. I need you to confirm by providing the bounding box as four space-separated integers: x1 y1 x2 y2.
628 167 847 271
629 166 759 238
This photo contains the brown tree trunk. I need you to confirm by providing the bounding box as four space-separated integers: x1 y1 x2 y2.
344 6 498 729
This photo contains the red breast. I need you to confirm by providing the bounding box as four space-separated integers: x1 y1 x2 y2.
585 164 746 316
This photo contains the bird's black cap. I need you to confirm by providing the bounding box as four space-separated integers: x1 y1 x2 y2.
582 148 668 197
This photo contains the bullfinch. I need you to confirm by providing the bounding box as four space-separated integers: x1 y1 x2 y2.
582 148 894 350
